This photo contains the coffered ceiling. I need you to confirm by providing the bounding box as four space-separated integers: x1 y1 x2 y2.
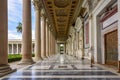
41 0 83 41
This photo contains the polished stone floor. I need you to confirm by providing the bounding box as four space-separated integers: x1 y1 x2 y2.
1 54 120 80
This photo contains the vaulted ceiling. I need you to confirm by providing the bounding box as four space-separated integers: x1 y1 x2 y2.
41 0 83 41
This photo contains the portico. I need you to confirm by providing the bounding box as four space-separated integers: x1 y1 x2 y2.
1 0 120 79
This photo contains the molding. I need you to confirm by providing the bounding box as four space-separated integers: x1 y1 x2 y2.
82 0 87 7
41 0 57 36
75 17 82 32
92 0 111 15
72 0 83 26
100 6 118 22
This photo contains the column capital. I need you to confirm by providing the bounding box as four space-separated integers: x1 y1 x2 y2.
46 18 49 22
33 0 42 11
41 9 47 18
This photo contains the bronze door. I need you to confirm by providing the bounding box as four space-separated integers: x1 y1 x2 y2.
105 30 118 66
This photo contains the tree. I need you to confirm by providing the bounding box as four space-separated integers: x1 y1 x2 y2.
16 22 22 33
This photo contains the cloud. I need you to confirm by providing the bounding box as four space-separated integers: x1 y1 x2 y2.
8 0 22 22
8 30 22 39
8 30 35 39
8 0 35 40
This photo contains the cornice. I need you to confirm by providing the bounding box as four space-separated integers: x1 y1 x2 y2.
41 0 57 37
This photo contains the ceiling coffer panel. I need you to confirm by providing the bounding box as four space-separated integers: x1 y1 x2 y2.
57 17 66 22
43 0 81 40
54 0 69 8
56 9 67 16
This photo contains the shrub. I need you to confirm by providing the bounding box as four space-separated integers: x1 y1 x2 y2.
8 54 35 63
8 54 22 63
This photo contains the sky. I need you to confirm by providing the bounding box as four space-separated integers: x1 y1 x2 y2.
8 0 35 39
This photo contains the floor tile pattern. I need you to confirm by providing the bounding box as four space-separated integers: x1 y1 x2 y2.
1 54 120 80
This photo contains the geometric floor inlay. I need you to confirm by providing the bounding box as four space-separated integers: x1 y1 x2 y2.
1 54 120 80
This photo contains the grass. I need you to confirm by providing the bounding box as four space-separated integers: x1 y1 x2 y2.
8 53 35 63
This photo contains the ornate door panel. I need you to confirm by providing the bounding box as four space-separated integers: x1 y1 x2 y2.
105 30 118 66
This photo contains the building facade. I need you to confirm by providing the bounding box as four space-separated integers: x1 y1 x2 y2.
66 0 120 68
8 39 35 54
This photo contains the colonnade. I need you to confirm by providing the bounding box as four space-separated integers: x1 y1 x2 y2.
0 0 56 74
8 43 35 54
33 0 56 61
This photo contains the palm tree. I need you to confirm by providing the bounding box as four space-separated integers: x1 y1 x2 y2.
16 22 22 33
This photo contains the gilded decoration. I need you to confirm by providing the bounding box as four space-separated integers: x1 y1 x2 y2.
56 9 67 16
43 0 81 40
54 0 69 8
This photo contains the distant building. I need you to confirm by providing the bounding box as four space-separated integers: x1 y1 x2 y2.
8 39 35 54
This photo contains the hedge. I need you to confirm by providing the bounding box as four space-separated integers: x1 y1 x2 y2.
8 54 22 62
8 54 35 63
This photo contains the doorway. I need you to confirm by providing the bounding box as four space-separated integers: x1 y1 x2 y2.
105 30 118 66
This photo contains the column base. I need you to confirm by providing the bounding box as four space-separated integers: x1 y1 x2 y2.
0 65 16 77
41 56 47 59
45 56 48 58
90 57 94 67
34 57 42 62
18 58 35 65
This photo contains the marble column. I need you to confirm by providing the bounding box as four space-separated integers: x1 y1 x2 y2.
51 34 53 55
48 28 51 57
0 0 16 76
44 17 47 58
53 34 55 54
41 14 47 58
53 37 55 54
46 19 49 57
53 35 54 54
53 34 55 55
12 44 14 54
81 26 85 60
17 44 19 54
49 30 52 56
34 1 42 61
54 39 56 54
89 14 94 67
118 0 120 73
51 33 53 55
19 0 34 65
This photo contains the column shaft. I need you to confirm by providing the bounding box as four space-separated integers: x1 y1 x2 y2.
19 0 34 64
50 32 53 55
34 7 42 61
49 30 51 56
12 44 13 54
17 44 19 54
48 28 51 56
46 20 49 57
44 18 47 58
41 15 46 58
118 0 120 72
0 0 8 65
0 0 16 76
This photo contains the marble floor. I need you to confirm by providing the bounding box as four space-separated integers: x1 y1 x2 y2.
1 54 120 80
